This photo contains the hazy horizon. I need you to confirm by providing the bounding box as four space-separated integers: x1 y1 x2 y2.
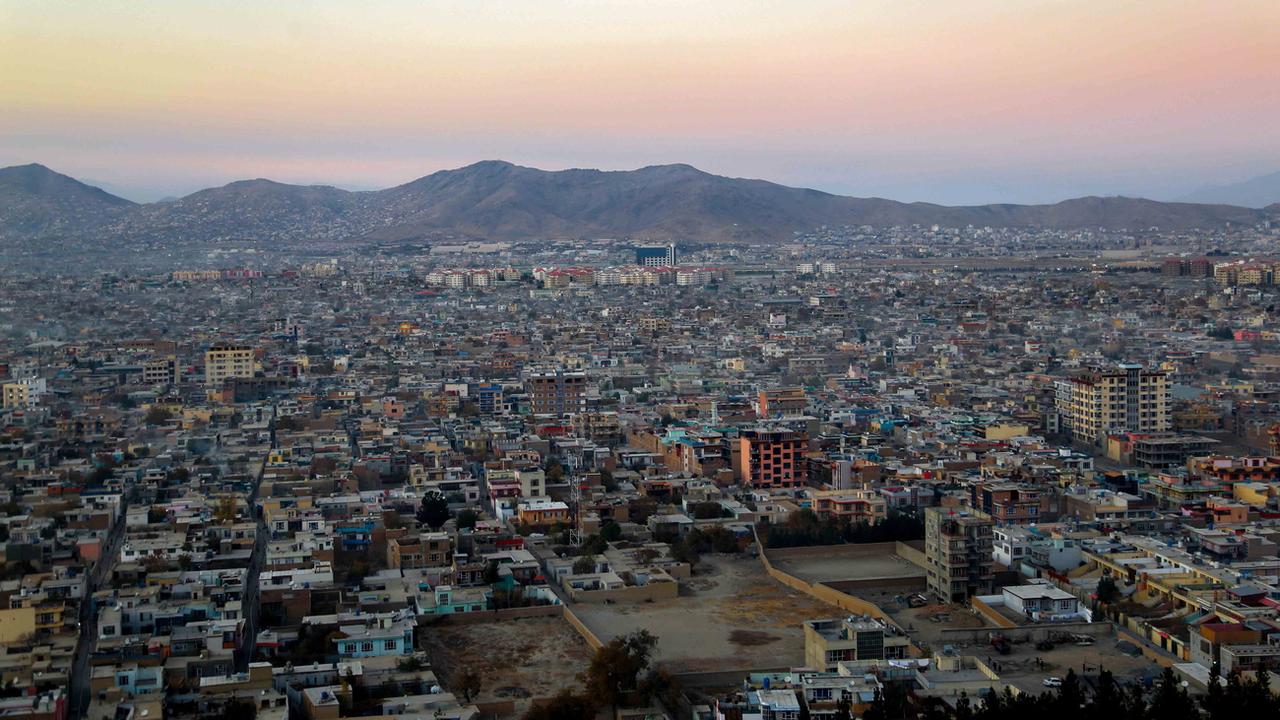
4 0 1279 204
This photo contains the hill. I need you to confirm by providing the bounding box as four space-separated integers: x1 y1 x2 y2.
1 161 1274 249
0 163 135 236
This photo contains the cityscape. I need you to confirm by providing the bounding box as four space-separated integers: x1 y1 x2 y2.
4 2 1280 720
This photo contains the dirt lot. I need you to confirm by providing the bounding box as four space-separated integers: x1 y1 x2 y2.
886 603 991 644
424 616 593 716
767 545 925 584
573 555 837 673
962 634 1161 695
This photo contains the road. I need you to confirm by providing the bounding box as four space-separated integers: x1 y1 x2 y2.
234 411 274 672
68 497 128 720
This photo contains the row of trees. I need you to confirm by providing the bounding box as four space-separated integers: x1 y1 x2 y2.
763 508 924 548
861 667 1280 720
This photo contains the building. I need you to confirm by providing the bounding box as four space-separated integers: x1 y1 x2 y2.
142 357 178 386
804 616 910 671
1000 583 1082 621
205 344 256 385
635 244 676 267
2 382 32 409
758 386 808 417
737 428 805 488
925 507 994 602
1056 363 1170 445
526 369 588 416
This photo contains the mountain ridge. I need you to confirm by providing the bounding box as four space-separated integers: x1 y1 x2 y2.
1177 171 1280 208
1 161 1274 247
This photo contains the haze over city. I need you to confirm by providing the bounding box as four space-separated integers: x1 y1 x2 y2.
3 0 1279 203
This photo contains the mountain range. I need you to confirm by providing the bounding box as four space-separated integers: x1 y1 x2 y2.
2 161 1277 249
1176 171 1280 209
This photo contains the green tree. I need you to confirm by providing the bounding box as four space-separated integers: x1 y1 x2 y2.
416 491 451 530
600 521 622 541
455 509 479 529
1096 575 1121 604
584 630 658 713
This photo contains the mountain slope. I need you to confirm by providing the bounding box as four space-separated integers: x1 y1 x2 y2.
1 161 1275 248
1178 171 1280 208
0 163 135 236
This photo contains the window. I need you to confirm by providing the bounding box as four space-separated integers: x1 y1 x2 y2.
384 640 397 650
361 641 374 652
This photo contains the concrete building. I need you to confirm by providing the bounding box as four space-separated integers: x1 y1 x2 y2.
737 428 805 488
1056 363 1170 445
925 507 994 602
525 369 588 416
804 616 910 671
635 244 676 267
205 344 256 385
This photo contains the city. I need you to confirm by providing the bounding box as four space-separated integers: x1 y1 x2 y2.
5 230 1280 718
4 1 1280 719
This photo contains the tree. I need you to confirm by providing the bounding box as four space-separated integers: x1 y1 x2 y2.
1096 575 1121 604
144 406 173 426
417 491 451 530
600 521 622 541
545 459 565 483
482 559 501 585
584 630 658 712
454 668 482 703
455 509 479 530
1149 666 1200 720
521 689 596 720
573 555 597 575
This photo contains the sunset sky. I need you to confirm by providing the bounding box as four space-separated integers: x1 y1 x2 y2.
3 0 1278 203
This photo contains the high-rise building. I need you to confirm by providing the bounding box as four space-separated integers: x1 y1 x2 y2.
1056 363 1170 445
525 369 588 416
205 345 257 385
635 244 676 267
736 428 805 488
924 507 994 602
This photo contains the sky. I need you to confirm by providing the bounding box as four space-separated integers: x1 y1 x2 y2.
2 0 1279 204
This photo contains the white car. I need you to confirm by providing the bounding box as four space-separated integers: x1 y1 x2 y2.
1043 677 1063 688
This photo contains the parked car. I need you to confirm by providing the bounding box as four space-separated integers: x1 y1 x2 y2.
1043 677 1063 688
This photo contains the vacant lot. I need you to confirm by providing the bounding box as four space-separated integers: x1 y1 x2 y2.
424 616 593 716
573 555 836 673
767 544 925 584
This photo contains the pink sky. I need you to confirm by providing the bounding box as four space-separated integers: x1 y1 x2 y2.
2 0 1278 203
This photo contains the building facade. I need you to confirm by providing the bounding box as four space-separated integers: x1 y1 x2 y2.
924 507 994 602
1056 363 1170 445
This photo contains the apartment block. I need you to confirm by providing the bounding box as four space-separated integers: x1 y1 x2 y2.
737 428 805 488
526 369 588 416
204 344 257 385
925 507 994 602
1056 363 1170 445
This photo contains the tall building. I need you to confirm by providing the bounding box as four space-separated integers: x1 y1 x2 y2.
525 369 588 416
635 244 676 267
1056 363 1170 445
205 345 257 386
925 507 994 602
1 383 31 410
736 428 805 488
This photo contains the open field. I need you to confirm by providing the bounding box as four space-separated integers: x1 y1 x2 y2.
573 555 837 673
423 616 593 716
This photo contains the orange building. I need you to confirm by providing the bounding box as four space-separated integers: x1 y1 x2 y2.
737 428 805 488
